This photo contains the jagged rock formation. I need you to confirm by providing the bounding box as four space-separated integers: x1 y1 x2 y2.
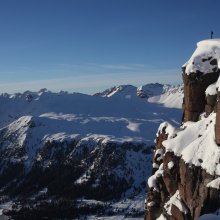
215 91 220 145
145 39 220 219
182 66 219 122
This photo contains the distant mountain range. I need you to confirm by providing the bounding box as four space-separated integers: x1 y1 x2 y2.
0 83 183 219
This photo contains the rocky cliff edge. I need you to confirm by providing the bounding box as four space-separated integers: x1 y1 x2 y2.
145 39 220 220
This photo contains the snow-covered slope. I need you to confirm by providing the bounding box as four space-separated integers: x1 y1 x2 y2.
158 113 220 176
95 83 183 109
0 84 182 144
94 85 137 98
137 83 164 98
0 83 182 186
0 83 183 218
148 84 183 109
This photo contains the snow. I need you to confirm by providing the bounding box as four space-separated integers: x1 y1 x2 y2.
199 214 220 220
157 122 178 140
155 149 163 162
147 201 155 207
0 84 182 171
99 83 167 100
207 177 220 189
75 172 90 184
137 83 164 98
111 148 153 199
148 163 164 190
168 161 174 170
216 77 220 92
99 85 137 98
184 39 220 75
164 190 188 215
199 208 220 219
148 85 183 109
205 82 217 96
98 83 183 109
0 202 12 217
156 214 167 220
148 175 156 189
126 122 141 132
153 163 159 169
0 83 183 218
162 113 220 176
85 196 145 219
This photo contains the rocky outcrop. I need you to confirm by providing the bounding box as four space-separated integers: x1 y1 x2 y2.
145 128 168 220
215 92 220 145
145 124 220 220
205 94 217 116
145 40 220 219
178 160 220 218
182 66 219 122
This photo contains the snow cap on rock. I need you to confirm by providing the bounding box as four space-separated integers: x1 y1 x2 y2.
184 39 220 75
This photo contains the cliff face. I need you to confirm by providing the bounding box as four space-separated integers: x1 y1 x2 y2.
215 91 220 145
145 39 220 219
182 67 219 122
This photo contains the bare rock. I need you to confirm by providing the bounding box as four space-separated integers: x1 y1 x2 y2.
170 204 190 220
205 94 217 115
182 67 219 122
215 92 220 144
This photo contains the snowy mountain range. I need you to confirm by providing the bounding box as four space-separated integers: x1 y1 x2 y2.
0 83 182 146
0 83 183 219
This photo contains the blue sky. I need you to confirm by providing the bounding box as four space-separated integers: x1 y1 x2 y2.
0 0 219 94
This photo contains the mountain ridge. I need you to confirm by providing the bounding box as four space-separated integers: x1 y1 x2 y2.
0 83 183 219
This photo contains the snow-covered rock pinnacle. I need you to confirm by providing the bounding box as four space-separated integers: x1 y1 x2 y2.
145 40 220 220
